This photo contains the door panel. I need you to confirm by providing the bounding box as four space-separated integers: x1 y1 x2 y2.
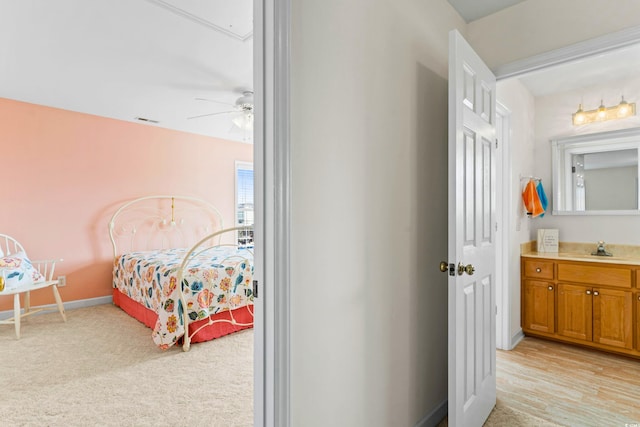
448 29 496 427
479 275 493 380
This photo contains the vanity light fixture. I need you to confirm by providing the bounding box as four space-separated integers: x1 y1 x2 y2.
572 96 636 125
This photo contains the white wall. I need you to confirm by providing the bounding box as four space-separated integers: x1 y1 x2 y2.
467 0 640 69
287 2 640 425
496 79 536 343
532 74 640 244
289 0 465 425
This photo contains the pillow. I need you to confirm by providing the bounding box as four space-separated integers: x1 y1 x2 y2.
0 251 45 293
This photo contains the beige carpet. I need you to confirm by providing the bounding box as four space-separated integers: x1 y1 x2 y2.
2 304 564 427
0 304 253 427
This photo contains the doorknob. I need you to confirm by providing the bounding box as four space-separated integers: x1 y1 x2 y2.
457 263 475 276
439 261 449 273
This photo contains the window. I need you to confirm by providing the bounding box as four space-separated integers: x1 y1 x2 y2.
235 161 254 246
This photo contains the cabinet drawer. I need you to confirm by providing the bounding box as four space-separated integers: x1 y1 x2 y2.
523 260 554 279
558 263 631 288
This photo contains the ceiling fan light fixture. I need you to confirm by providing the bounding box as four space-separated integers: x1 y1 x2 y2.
232 111 254 131
235 91 254 108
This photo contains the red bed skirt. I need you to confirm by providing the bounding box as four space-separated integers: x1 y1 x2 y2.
112 289 254 345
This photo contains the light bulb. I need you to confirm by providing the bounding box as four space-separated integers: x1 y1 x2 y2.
597 100 606 119
598 100 607 119
573 104 585 124
618 96 630 117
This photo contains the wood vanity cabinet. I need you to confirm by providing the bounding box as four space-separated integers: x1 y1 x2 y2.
521 256 638 358
637 293 640 351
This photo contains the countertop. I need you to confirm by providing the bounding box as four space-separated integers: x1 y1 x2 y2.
521 241 640 266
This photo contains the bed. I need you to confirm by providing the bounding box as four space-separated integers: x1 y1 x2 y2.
108 195 254 351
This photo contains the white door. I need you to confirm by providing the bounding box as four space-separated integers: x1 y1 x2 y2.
447 29 497 427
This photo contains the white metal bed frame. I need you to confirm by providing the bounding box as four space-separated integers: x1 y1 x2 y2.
108 195 254 351
177 225 254 351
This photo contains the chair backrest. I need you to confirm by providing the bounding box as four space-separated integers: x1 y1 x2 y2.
0 234 25 257
0 234 58 282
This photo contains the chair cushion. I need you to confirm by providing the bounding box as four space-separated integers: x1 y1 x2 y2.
0 251 45 293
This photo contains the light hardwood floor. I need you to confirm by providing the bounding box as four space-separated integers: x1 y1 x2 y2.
497 336 640 427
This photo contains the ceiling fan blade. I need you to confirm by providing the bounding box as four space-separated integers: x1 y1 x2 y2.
195 97 235 107
187 110 236 120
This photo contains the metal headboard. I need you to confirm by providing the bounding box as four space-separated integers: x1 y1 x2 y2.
108 195 224 258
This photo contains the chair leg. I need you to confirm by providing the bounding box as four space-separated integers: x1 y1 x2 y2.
24 291 30 318
52 285 67 322
13 293 21 339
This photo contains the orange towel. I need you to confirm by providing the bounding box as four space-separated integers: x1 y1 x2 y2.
522 179 544 217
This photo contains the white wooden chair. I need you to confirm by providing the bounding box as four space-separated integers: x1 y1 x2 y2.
0 234 67 338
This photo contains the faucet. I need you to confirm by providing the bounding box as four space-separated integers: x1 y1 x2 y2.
592 240 613 257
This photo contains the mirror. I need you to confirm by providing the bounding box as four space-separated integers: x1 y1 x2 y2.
551 127 640 215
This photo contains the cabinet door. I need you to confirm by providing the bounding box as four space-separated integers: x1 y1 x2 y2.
523 280 555 334
637 294 640 351
557 283 592 342
593 288 633 349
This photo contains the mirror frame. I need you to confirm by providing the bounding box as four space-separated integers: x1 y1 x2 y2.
551 127 640 215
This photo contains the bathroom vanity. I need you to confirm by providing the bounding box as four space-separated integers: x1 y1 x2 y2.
521 242 640 358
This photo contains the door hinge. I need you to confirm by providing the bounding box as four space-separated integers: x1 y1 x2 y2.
253 280 259 298
495 138 498 149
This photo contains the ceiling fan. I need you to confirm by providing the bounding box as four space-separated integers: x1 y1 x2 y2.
188 90 254 131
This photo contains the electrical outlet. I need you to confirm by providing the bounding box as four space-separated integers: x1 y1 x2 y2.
57 276 66 287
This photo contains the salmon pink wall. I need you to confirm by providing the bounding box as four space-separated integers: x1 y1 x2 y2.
0 98 253 311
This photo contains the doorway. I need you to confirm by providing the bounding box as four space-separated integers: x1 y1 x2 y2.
491 26 640 353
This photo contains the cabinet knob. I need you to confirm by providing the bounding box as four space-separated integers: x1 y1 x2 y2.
548 285 553 290
536 268 541 273
593 291 599 296
586 290 592 295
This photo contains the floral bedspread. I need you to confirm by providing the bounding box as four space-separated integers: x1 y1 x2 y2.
113 247 254 349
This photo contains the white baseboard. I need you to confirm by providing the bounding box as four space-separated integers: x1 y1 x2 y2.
0 295 113 320
511 329 525 349
415 399 447 427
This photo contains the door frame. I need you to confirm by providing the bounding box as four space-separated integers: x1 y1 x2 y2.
495 102 512 350
254 0 291 426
